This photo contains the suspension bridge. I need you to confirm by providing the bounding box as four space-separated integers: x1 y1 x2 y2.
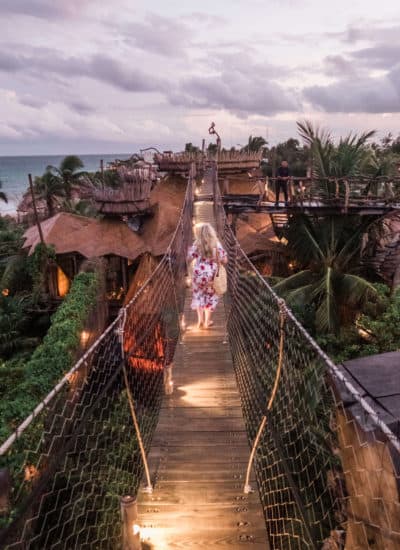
0 161 399 549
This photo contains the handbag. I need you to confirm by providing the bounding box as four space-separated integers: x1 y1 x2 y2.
213 248 227 296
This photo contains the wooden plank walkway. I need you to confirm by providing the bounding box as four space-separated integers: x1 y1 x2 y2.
137 182 268 548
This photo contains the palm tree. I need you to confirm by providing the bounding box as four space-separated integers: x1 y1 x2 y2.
0 179 8 203
246 135 267 153
47 155 85 201
61 198 98 218
297 120 375 179
34 170 65 217
273 215 377 334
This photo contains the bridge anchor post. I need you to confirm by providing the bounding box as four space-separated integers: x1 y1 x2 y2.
120 495 142 550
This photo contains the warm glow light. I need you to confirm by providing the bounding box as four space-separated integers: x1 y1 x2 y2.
140 526 168 549
57 266 70 297
132 524 140 536
67 371 78 385
24 464 38 482
357 327 372 341
1 288 9 296
80 330 90 347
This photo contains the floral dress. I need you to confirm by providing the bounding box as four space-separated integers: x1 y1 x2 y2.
188 242 227 311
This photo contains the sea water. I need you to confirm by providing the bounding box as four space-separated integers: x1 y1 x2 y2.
0 154 131 216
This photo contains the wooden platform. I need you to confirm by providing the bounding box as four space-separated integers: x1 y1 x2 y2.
137 185 268 548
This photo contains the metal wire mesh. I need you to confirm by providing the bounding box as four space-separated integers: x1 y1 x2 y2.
0 169 194 550
213 164 400 550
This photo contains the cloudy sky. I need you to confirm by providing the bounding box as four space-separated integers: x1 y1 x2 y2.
0 0 399 155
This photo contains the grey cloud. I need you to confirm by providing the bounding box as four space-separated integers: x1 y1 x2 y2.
324 55 357 77
0 47 166 93
18 94 47 109
123 14 192 57
342 23 400 45
167 49 296 116
0 0 61 18
351 45 400 70
205 51 289 79
304 75 400 113
0 0 94 19
170 72 298 116
68 100 96 115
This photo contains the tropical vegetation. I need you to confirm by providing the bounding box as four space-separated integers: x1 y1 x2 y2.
0 179 7 203
46 154 86 200
273 215 377 334
0 270 100 442
34 169 65 217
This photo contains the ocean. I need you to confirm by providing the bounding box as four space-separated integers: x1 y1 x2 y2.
0 154 131 215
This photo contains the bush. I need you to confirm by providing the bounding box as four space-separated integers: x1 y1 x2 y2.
0 271 99 443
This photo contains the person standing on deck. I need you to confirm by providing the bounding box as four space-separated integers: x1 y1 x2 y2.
187 223 227 330
275 160 290 206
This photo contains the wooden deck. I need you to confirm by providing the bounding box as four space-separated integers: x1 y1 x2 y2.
137 185 268 548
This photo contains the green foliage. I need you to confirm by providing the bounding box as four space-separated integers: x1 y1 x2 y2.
0 216 28 293
358 286 400 354
0 271 99 443
61 198 98 218
0 295 36 360
274 137 309 176
28 243 56 302
34 170 66 217
184 142 200 153
0 179 7 203
47 155 86 200
297 119 376 178
273 215 376 334
313 284 399 363
245 135 267 152
85 168 121 190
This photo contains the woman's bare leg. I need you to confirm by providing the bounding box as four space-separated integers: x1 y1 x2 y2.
204 308 213 328
196 307 204 328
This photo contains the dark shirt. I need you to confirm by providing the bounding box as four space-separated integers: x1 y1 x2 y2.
277 166 289 179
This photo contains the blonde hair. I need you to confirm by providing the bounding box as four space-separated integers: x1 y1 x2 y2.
194 223 218 259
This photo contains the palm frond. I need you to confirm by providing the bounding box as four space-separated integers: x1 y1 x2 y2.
273 269 315 295
338 273 377 306
314 266 338 333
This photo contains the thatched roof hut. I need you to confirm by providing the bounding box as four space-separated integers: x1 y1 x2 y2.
140 179 185 256
23 212 147 260
155 150 263 175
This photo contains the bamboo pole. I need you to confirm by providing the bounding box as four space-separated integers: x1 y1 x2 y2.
28 174 44 244
244 299 286 494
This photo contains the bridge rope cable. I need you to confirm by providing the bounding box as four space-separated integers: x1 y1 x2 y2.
212 163 400 549
0 166 194 550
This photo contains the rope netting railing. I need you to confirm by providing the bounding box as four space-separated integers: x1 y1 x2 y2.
286 176 400 209
213 164 400 549
0 166 194 550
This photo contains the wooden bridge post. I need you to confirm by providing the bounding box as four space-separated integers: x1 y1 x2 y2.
0 469 11 515
120 495 141 550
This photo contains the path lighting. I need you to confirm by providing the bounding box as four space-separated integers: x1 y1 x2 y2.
80 330 90 347
120 496 142 550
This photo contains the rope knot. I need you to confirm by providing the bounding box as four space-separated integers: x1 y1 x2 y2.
277 299 287 321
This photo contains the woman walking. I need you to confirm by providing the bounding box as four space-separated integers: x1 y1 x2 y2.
187 223 227 329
